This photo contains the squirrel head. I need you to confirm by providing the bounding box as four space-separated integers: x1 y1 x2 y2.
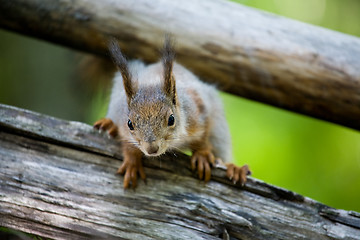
109 36 178 156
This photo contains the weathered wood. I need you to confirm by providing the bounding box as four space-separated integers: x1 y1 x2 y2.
1 0 360 131
1 104 360 239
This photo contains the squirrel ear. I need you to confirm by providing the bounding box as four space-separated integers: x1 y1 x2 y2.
161 35 177 105
108 38 134 103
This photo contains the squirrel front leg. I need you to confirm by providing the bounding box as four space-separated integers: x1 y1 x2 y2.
191 142 251 185
117 144 146 189
94 118 119 137
224 162 251 186
191 142 215 182
94 119 145 189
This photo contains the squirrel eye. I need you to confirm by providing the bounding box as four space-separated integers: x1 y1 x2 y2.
168 114 175 126
127 119 134 130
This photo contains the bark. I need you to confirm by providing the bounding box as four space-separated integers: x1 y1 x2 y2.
0 103 359 239
0 0 359 130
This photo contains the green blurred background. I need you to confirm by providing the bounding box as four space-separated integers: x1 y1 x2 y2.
0 0 359 213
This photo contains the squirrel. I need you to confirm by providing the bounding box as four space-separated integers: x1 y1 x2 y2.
94 37 250 189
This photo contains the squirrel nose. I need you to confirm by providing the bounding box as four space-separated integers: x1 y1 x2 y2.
146 145 159 155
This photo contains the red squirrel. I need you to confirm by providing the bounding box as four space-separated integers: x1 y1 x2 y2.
94 37 250 189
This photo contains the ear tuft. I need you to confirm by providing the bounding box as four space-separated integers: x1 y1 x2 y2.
161 35 177 105
108 38 134 103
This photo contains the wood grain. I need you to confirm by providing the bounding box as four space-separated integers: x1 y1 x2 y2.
0 0 359 130
1 104 360 239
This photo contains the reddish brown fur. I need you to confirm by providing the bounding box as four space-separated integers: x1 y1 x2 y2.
94 118 119 137
117 144 145 189
186 89 206 138
187 89 205 114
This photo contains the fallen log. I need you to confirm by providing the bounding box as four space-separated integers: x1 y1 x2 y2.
0 103 359 239
0 0 359 130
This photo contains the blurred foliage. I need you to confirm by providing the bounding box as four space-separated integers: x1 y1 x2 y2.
0 32 86 121
0 0 359 214
232 0 360 35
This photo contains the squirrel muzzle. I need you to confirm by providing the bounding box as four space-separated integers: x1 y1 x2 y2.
142 141 162 156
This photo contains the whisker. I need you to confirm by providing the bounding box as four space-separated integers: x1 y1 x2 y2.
167 145 184 154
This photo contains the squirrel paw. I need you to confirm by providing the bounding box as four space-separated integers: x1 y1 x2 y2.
94 118 118 138
191 149 215 182
117 156 146 189
226 164 251 186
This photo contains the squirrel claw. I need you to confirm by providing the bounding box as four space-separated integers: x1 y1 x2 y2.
226 164 251 186
117 157 146 189
94 118 118 138
191 149 215 182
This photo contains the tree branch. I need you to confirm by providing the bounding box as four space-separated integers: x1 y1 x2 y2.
0 0 359 130
0 104 359 239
